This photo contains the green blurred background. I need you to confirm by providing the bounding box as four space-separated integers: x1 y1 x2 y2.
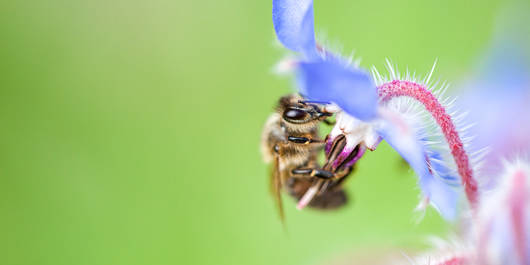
1 0 524 264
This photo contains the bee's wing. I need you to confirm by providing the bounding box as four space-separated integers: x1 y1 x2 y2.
270 156 285 222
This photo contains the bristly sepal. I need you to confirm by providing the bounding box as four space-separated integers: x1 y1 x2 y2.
372 60 485 218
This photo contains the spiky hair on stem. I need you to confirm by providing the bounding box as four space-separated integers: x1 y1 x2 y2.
372 60 488 215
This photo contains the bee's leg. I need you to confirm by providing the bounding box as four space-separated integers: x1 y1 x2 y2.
330 166 353 181
304 169 353 209
292 167 352 209
297 100 340 115
291 168 334 179
297 100 335 117
291 166 352 181
287 136 325 144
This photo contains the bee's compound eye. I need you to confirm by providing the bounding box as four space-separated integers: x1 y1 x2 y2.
283 108 308 121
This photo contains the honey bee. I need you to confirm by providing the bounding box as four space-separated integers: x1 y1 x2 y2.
261 94 357 220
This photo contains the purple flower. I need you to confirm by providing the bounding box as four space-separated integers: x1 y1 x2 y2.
407 161 530 265
475 161 530 265
272 0 479 219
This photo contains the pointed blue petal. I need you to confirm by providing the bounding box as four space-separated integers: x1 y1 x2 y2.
296 61 378 121
422 153 460 220
428 151 460 185
273 0 318 60
377 113 458 220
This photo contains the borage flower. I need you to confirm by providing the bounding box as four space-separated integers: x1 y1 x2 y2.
405 160 530 265
272 0 479 219
475 161 530 265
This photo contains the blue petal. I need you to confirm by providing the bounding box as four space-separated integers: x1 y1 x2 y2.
377 115 458 220
297 61 378 121
273 0 318 60
423 151 460 220
428 151 460 185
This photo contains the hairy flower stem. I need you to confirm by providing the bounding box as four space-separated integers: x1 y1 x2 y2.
378 80 479 209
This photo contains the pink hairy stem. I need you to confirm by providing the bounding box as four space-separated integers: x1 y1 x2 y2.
378 80 479 209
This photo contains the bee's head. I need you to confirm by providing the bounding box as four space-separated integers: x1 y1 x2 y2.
277 94 331 125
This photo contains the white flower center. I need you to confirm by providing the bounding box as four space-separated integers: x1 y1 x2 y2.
329 110 380 151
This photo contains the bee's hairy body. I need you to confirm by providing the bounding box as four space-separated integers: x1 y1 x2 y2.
261 94 350 217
